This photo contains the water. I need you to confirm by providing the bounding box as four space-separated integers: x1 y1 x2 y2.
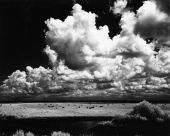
0 117 108 136
1 117 170 136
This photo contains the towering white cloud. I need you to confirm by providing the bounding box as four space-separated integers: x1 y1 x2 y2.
45 4 157 82
1 1 170 97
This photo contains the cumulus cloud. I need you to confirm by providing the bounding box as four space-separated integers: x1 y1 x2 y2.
1 2 170 97
44 45 57 65
155 0 170 15
0 66 53 94
134 0 170 46
112 0 128 14
45 4 157 82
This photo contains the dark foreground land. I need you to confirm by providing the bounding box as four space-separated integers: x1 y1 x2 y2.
0 101 170 136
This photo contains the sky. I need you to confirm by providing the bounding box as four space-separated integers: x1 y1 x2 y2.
0 0 170 101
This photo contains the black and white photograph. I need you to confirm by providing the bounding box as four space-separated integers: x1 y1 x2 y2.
0 0 170 135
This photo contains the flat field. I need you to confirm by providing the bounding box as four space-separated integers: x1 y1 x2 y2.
0 103 170 118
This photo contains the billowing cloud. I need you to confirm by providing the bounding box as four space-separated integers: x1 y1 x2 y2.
45 4 156 82
1 2 170 98
134 0 170 46
44 45 57 65
0 66 53 94
155 0 170 15
112 0 128 14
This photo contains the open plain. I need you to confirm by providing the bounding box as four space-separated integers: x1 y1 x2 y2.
0 103 170 118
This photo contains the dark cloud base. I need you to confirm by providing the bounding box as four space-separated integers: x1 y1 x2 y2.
1 93 170 103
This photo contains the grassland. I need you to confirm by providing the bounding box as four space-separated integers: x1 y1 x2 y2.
0 101 170 136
